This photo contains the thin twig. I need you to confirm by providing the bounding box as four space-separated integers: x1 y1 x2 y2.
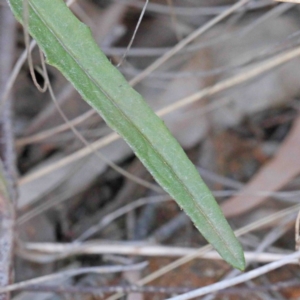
8 279 300 296
276 0 300 3
147 212 189 243
13 284 192 295
295 209 300 251
76 195 170 242
22 0 47 93
117 0 149 67
16 108 96 147
0 163 14 300
0 262 148 294
20 243 296 264
156 45 300 117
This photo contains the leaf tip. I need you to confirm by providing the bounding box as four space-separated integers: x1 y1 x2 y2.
227 247 246 271
233 257 246 271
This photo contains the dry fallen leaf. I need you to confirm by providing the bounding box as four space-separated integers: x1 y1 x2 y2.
221 115 300 218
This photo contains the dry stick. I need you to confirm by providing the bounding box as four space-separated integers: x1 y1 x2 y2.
147 212 189 244
102 41 220 57
12 280 300 296
21 243 297 264
156 45 300 116
0 3 17 204
276 0 300 3
18 132 118 185
295 209 300 251
7 284 192 295
16 109 96 147
0 164 14 300
0 262 147 294
19 44 300 186
167 251 300 300
76 195 171 242
0 5 16 300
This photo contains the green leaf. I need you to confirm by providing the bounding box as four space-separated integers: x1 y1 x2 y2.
7 0 245 270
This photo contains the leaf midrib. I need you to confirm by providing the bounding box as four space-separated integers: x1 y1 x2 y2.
29 0 238 263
